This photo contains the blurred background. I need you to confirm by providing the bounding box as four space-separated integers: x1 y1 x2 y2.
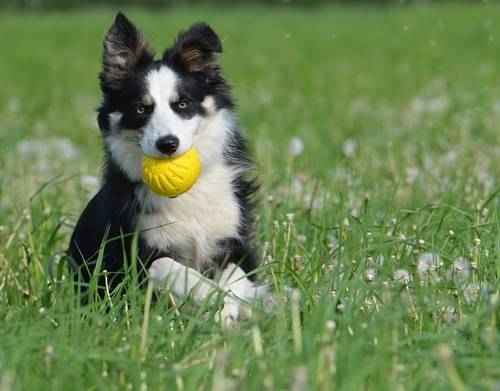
2 0 469 9
0 0 499 226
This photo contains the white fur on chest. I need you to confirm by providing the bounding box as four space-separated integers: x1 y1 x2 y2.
137 162 241 268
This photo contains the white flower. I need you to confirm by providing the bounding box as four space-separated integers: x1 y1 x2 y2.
53 138 80 160
327 233 338 253
442 150 458 166
364 268 376 282
442 306 458 324
426 96 450 114
490 293 499 307
44 345 55 358
493 100 500 115
463 283 481 305
409 95 449 116
80 175 100 195
393 269 411 285
406 167 419 184
416 252 442 279
291 366 307 391
325 320 336 332
7 97 20 113
80 175 99 189
290 176 305 195
342 138 357 158
17 137 79 161
349 98 371 116
448 257 472 284
297 234 307 244
288 137 304 157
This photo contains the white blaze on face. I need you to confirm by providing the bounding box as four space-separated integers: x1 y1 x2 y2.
141 66 201 158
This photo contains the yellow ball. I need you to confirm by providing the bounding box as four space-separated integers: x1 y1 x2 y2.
142 148 202 197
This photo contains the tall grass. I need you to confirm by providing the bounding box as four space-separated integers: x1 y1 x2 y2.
0 4 499 390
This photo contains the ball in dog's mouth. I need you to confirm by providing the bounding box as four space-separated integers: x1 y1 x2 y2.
142 148 201 197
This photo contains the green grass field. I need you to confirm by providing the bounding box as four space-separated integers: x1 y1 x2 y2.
1 4 500 390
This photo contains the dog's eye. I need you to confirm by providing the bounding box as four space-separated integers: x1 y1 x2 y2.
136 103 154 115
177 100 189 110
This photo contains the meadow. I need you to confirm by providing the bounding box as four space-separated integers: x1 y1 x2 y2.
0 4 499 390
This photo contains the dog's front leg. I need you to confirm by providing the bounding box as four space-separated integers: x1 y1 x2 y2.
148 257 221 305
216 263 271 327
148 258 272 328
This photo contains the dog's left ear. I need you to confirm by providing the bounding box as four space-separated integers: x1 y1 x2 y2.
101 12 155 92
164 23 222 75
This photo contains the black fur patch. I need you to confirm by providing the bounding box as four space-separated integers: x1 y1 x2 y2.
100 12 155 94
164 23 222 74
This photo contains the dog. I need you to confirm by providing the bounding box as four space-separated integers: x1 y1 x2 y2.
67 12 269 325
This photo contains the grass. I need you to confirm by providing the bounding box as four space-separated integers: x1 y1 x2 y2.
1 3 500 390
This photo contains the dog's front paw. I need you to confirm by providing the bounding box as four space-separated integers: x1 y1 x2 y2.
148 258 174 288
214 302 239 329
261 290 280 314
214 300 253 329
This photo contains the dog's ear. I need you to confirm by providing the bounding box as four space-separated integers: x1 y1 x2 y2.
100 12 154 91
164 23 222 75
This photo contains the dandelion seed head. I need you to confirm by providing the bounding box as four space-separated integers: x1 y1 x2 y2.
44 345 54 357
325 320 336 332
7 97 20 113
406 167 419 184
342 138 357 158
17 138 80 165
327 233 338 252
290 176 305 195
393 269 411 285
288 137 304 157
291 366 307 391
490 293 499 307
364 268 376 282
297 234 307 243
448 257 472 283
80 175 99 194
463 283 481 305
416 252 442 278
442 306 458 324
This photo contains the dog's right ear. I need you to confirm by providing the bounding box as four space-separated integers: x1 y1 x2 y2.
164 23 222 75
100 12 154 92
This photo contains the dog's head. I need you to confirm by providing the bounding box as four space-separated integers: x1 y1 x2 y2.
98 13 233 181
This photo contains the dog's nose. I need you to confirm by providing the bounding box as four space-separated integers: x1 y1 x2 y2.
156 135 179 155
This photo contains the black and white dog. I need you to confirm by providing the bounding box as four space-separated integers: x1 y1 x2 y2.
68 13 268 324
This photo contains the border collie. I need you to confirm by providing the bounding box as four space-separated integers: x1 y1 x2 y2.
68 12 268 324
